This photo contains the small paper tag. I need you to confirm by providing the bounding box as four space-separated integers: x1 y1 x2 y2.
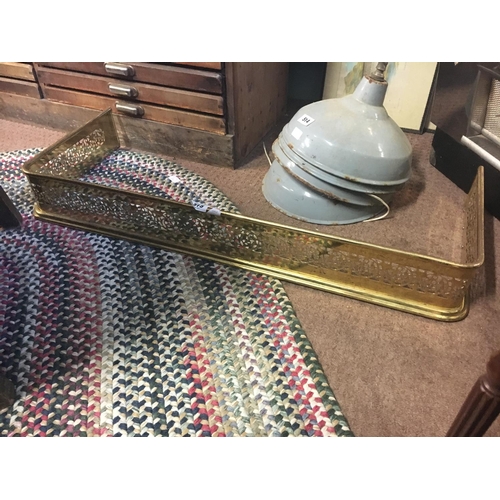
297 114 315 126
192 202 208 212
291 127 303 140
168 175 181 183
192 202 221 216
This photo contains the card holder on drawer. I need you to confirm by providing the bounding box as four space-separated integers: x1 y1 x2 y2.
104 63 135 77
115 102 144 117
41 86 226 134
36 67 224 115
108 83 138 98
36 62 223 94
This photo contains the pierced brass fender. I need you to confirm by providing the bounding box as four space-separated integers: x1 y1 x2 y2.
22 110 484 322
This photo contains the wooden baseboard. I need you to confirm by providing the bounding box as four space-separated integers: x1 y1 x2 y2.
0 92 236 167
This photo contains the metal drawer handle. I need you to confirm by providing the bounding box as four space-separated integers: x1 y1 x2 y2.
115 102 144 117
104 63 135 77
108 83 138 98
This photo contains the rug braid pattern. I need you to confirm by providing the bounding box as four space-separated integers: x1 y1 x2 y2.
0 149 352 437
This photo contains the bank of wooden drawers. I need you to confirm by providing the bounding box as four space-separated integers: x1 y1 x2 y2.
35 62 226 134
0 63 41 98
1 62 289 167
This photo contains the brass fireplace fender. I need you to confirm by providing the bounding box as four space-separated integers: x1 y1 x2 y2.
22 110 485 322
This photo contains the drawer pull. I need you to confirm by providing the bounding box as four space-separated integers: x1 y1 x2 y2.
108 83 138 98
104 63 135 77
115 102 144 117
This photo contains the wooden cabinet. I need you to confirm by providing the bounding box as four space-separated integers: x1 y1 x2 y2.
0 62 289 167
35 63 226 135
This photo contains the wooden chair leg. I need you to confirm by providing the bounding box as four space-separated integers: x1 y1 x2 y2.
447 350 500 436
0 376 16 411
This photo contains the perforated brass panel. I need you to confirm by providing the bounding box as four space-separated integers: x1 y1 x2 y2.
22 110 485 321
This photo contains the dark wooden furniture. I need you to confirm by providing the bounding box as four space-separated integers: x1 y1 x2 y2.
0 184 23 230
447 350 500 436
0 62 289 168
0 184 22 410
0 376 15 411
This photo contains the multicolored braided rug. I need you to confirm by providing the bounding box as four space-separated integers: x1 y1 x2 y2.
0 148 353 437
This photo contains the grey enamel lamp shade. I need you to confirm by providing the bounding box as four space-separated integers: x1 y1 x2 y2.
262 63 413 225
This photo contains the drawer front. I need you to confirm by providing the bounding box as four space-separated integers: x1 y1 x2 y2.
42 86 226 134
0 62 36 81
166 62 222 70
37 62 223 94
36 67 224 116
0 76 41 98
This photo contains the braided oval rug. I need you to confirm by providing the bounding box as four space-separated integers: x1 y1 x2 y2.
0 148 353 437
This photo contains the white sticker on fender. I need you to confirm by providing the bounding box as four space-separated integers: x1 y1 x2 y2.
297 114 315 126
192 201 221 216
192 202 208 212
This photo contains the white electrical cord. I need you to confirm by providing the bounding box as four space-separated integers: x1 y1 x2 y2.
263 142 273 167
363 194 391 222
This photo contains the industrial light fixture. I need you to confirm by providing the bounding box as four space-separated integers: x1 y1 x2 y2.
263 62 413 224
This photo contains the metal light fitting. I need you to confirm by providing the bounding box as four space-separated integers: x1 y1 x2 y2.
262 62 413 225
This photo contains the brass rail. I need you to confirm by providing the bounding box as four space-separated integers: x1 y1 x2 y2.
22 110 485 321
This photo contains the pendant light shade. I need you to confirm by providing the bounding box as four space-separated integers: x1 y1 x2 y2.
263 63 413 225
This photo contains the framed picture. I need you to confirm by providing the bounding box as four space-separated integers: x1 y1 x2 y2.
323 62 438 133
